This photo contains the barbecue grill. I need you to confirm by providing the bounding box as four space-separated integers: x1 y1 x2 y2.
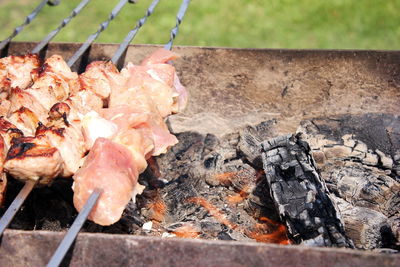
0 1 399 266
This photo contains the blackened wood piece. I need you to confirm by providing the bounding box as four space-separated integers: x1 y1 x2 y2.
261 134 353 247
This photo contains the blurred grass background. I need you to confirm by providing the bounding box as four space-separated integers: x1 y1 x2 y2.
0 0 398 49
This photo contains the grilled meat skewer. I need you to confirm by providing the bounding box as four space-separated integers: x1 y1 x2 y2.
0 49 187 226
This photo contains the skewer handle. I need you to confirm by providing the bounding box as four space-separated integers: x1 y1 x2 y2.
46 188 101 267
0 180 37 236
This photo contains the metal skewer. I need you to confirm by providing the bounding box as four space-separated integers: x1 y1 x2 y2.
47 1 192 265
111 0 161 65
46 188 101 267
31 0 92 54
0 180 36 236
164 0 191 51
67 0 135 68
0 0 61 51
0 0 94 238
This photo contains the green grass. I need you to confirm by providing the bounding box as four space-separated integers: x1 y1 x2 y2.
0 0 398 49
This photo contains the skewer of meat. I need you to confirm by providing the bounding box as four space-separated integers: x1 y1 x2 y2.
50 1 190 265
0 0 131 235
74 49 184 225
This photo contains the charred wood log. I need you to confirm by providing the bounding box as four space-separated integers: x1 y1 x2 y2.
298 114 400 248
261 134 353 247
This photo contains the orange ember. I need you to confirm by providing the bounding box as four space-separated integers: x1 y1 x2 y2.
187 197 238 230
247 217 291 245
187 197 291 245
172 224 201 239
146 197 167 222
214 171 239 186
227 185 250 205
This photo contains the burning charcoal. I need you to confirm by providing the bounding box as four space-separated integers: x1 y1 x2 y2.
261 134 353 247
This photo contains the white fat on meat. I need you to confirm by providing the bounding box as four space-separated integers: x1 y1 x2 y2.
72 137 139 226
81 111 118 150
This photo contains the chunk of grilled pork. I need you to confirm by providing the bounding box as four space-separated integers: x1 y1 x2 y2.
79 61 122 103
0 54 40 94
0 135 7 206
25 55 79 110
0 117 24 206
4 135 63 185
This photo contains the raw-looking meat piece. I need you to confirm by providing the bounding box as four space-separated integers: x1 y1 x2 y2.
100 105 178 157
125 48 188 116
124 64 175 117
72 137 140 226
140 48 179 65
172 72 188 113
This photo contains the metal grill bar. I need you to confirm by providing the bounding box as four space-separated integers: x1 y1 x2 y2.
31 0 91 54
67 0 133 67
110 0 161 65
164 0 191 50
0 0 61 51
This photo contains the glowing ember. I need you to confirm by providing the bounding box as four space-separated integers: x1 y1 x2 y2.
214 171 241 186
145 195 166 222
188 197 291 245
172 224 201 239
247 217 291 245
227 185 250 205
187 197 238 230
